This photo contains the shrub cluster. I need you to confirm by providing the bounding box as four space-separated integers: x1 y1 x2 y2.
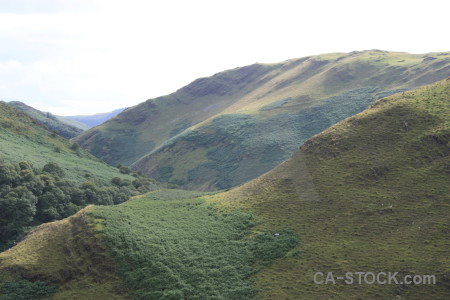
0 160 155 250
0 278 57 300
90 197 299 299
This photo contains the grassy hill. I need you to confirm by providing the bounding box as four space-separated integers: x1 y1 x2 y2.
208 78 450 299
0 102 158 249
6 101 84 139
0 101 130 183
1 79 448 299
75 50 450 190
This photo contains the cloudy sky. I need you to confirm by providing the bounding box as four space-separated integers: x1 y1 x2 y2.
0 0 448 115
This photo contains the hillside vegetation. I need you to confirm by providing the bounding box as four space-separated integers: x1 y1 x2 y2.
0 102 157 249
1 79 448 299
0 102 130 183
6 101 84 139
75 50 450 190
208 78 450 299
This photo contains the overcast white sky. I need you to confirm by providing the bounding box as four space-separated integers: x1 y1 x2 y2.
0 0 448 115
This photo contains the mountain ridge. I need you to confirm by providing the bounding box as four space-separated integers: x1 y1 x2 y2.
75 50 450 190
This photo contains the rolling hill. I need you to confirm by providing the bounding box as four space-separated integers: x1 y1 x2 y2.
1 78 448 299
75 50 450 190
6 101 84 139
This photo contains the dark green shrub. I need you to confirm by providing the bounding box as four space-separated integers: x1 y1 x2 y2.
42 162 65 178
70 142 80 152
119 165 131 174
0 279 57 300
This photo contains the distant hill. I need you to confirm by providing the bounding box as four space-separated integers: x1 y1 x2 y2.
63 108 127 129
6 101 84 139
56 115 90 131
2 79 448 299
75 50 450 190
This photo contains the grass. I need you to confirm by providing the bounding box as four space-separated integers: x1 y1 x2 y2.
78 50 450 174
0 102 133 184
6 101 83 139
204 78 450 299
87 190 298 299
134 86 409 190
0 207 129 300
0 79 448 300
124 50 450 190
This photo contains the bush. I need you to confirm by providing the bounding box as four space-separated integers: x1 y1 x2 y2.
42 162 65 178
119 165 131 174
89 196 298 299
0 161 157 249
70 142 80 152
0 279 57 300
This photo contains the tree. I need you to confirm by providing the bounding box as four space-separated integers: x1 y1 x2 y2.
70 142 80 152
0 189 37 245
42 162 65 178
119 165 132 174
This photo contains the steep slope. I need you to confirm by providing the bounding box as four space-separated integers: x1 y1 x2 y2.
208 78 450 299
64 108 127 129
6 101 84 139
76 50 450 190
1 79 447 300
75 63 278 166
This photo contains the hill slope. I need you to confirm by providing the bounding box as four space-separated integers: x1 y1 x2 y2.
0 101 129 183
75 50 450 190
0 102 157 248
209 78 450 299
1 79 448 299
6 101 84 139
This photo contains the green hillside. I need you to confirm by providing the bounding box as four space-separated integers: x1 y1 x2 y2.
210 78 450 299
1 79 448 299
75 50 450 190
0 102 131 183
0 102 157 249
6 101 84 139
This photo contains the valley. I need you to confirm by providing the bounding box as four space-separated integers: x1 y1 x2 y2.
75 50 450 190
0 50 449 299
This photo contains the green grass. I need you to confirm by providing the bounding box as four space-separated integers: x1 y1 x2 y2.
0 78 448 300
87 190 298 299
135 86 409 190
119 50 450 190
207 78 450 299
6 101 83 139
75 63 279 167
0 102 133 184
0 208 129 300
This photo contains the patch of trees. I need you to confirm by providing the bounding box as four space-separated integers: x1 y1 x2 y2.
0 160 156 250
